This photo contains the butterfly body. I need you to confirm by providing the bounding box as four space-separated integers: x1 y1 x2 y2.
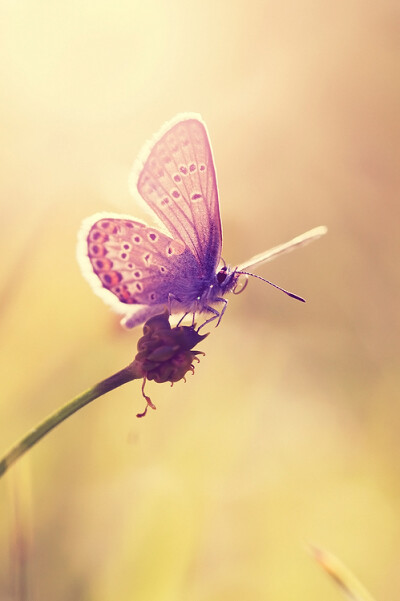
78 113 327 329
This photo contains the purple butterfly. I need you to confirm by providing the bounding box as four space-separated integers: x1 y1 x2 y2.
77 113 326 329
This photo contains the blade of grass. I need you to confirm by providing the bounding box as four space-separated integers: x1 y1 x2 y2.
308 544 378 601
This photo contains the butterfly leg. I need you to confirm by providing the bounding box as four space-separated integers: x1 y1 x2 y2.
176 312 190 327
214 297 228 326
198 298 228 331
189 298 202 328
197 306 220 330
167 293 182 316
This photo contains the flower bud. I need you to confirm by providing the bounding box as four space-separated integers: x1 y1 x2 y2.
133 310 208 417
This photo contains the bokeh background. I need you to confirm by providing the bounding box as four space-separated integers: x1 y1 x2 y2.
1 1 399 600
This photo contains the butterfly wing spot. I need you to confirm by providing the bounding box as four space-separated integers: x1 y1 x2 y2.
119 289 137 303
95 258 113 271
89 243 108 257
100 271 123 287
98 220 119 234
113 283 138 304
162 154 172 165
140 174 157 195
89 230 109 243
166 239 186 256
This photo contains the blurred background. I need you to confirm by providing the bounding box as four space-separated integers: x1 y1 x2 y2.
1 1 399 599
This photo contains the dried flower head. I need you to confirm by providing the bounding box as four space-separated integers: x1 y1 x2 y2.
133 310 208 417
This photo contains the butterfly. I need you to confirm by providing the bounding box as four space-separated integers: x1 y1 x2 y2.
77 113 327 329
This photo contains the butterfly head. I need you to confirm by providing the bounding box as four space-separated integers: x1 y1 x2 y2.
215 265 248 296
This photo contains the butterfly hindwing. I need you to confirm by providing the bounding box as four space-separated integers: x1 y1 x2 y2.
85 215 200 307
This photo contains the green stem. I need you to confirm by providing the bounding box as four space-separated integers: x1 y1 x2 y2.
0 362 142 479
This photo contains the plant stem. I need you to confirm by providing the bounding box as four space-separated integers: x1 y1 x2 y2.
0 362 142 479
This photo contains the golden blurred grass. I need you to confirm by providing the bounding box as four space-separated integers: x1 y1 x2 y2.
1 1 400 599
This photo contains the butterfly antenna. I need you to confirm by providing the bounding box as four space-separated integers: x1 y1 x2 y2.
236 271 306 302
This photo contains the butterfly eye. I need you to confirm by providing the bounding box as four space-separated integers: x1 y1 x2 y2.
216 266 228 284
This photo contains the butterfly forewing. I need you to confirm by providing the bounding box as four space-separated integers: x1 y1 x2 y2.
135 115 222 276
